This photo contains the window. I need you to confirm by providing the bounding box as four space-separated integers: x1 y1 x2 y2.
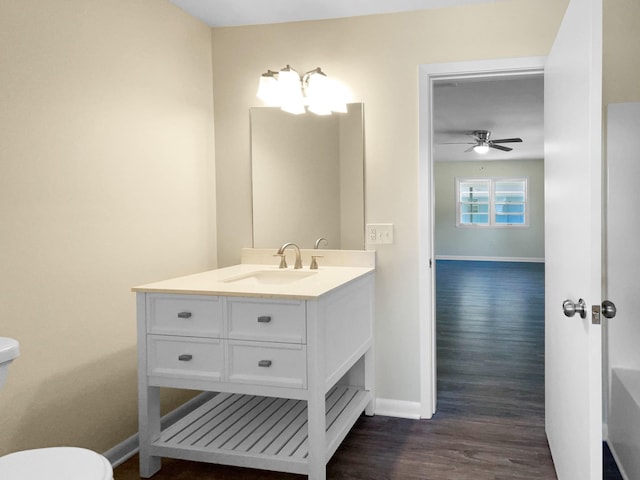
457 179 490 225
456 177 528 227
493 179 527 225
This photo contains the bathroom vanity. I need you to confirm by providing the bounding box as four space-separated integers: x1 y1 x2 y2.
133 249 375 480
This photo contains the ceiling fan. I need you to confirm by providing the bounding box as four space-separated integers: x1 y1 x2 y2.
443 130 523 154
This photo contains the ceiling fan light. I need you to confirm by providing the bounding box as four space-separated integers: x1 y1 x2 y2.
474 144 490 154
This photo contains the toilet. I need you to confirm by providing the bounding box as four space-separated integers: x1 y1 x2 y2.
0 337 114 480
0 447 113 479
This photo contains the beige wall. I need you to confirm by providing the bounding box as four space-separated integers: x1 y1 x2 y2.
211 0 568 403
0 0 215 455
604 0 640 104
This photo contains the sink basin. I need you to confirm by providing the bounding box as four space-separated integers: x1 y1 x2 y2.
0 337 20 390
223 269 317 286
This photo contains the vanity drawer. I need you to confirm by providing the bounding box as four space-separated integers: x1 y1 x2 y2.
228 340 307 389
148 335 223 382
227 298 306 344
147 294 222 338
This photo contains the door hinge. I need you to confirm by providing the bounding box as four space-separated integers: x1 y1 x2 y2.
429 258 432 268
591 304 601 325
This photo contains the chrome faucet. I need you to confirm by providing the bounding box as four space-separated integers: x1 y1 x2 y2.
275 242 303 269
314 237 328 249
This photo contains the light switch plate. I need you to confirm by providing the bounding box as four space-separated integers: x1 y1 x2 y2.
366 223 394 244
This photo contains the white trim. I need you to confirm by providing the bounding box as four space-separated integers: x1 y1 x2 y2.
103 434 137 470
375 397 421 419
103 392 216 468
418 57 546 420
435 255 545 263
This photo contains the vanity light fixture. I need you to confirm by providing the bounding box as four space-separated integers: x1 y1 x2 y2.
256 65 348 115
256 70 279 106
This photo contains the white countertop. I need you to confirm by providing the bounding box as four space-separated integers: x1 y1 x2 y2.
132 263 374 300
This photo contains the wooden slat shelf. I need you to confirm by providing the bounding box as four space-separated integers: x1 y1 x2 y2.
150 385 371 475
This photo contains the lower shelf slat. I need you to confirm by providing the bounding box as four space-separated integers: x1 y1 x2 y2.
151 385 371 475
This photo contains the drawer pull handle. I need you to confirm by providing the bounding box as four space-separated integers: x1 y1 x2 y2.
258 360 272 368
177 312 192 319
178 354 193 361
257 316 272 323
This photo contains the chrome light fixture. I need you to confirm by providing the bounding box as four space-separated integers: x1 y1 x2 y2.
256 65 348 115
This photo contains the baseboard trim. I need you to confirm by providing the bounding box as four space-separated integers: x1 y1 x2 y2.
375 398 421 419
103 392 216 468
435 255 544 263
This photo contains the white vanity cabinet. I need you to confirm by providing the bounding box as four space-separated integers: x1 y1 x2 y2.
135 265 374 480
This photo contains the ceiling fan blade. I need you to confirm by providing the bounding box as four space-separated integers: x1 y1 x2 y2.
491 138 523 144
437 142 476 145
490 144 513 152
464 145 477 152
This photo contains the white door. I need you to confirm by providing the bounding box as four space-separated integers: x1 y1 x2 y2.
544 0 603 478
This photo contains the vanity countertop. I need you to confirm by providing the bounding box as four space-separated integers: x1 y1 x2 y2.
132 263 374 300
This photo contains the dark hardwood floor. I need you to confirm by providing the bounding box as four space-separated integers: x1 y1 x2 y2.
114 260 620 479
432 260 554 479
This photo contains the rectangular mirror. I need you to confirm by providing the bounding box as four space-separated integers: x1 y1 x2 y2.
250 103 365 249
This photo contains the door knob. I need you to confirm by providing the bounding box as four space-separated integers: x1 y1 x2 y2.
602 300 617 319
563 298 587 319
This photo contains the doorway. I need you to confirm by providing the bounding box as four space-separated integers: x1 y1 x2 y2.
431 73 546 419
417 57 546 418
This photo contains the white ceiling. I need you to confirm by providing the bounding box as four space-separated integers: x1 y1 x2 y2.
169 0 500 27
433 75 544 162
168 0 544 163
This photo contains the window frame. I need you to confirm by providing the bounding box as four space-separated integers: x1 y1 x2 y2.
455 177 529 228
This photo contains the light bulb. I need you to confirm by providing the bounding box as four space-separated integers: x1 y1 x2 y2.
306 72 332 115
474 144 490 154
256 74 279 106
278 67 304 114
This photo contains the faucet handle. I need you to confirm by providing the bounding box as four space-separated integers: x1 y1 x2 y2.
310 255 324 270
273 253 287 269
